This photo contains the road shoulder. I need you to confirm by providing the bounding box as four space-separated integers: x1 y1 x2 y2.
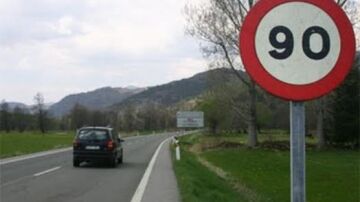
141 139 180 202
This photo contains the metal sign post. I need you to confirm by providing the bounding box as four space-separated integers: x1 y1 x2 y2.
290 102 305 202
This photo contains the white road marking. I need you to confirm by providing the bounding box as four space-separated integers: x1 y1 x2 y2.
0 147 72 165
33 166 61 177
130 137 170 202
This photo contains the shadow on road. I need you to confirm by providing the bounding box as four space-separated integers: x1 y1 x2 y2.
74 161 145 170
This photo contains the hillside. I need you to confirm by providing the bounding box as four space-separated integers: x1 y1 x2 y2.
3 102 31 113
49 87 144 117
48 68 246 117
111 68 244 109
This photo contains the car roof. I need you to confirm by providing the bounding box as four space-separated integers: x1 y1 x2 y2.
78 126 113 131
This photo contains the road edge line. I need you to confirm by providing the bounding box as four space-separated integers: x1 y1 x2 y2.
130 137 170 202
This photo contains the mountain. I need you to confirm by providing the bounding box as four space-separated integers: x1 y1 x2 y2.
5 102 31 113
49 68 244 117
111 68 244 109
7 102 29 110
49 87 145 117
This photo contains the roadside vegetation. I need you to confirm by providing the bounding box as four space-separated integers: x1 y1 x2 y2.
173 147 245 202
0 131 74 158
173 132 360 202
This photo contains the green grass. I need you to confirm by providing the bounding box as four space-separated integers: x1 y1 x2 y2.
306 150 360 202
173 148 247 202
203 148 288 202
203 148 360 202
174 133 360 202
0 131 75 158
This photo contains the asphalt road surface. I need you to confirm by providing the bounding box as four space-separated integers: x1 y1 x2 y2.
0 132 177 202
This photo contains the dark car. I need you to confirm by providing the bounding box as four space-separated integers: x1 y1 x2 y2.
73 127 124 167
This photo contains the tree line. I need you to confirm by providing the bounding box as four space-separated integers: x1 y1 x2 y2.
0 98 176 134
64 103 176 132
197 56 359 148
1 93 51 133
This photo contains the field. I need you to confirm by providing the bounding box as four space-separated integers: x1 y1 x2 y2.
173 133 360 202
0 131 75 158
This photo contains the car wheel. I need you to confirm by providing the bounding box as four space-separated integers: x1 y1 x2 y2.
109 156 117 168
118 151 123 164
73 158 80 167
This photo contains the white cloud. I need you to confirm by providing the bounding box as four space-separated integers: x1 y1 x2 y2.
0 0 206 104
51 16 78 36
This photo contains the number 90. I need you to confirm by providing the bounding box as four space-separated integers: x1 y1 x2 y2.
269 25 330 60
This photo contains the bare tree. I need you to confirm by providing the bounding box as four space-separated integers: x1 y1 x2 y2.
185 0 258 147
315 98 326 149
0 100 11 132
342 0 360 49
69 103 89 129
33 93 47 133
13 106 27 132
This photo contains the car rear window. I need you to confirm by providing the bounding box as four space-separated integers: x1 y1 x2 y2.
77 129 109 140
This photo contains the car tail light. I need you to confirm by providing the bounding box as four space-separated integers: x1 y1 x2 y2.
73 140 79 148
107 140 114 150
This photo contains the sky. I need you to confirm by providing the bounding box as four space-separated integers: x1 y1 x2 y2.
0 0 207 105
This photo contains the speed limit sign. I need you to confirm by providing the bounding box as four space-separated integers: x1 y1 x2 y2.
240 0 355 101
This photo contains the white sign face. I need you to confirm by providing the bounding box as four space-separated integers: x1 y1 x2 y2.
176 111 204 128
255 2 340 85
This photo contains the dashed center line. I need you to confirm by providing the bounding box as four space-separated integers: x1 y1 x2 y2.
33 166 61 177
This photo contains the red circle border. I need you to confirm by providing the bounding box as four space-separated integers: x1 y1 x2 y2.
240 0 356 101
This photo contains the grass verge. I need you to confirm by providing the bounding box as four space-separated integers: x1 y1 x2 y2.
0 131 74 159
173 146 246 202
173 133 360 202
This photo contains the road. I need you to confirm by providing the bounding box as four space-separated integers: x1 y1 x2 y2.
0 132 177 202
